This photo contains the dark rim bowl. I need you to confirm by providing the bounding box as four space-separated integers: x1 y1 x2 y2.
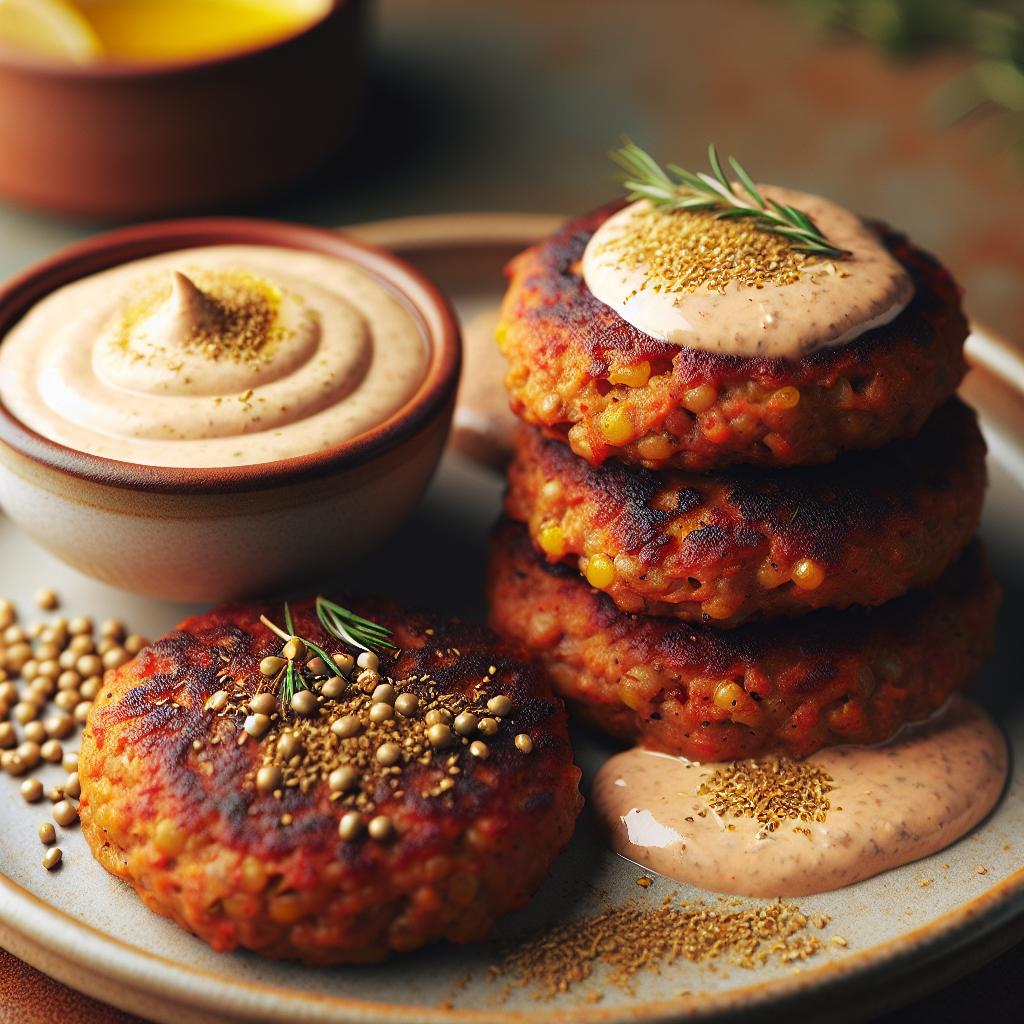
0 218 462 496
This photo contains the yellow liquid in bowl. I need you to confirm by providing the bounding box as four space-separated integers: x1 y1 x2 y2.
77 0 330 62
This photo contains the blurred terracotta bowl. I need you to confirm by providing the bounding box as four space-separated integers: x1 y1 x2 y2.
0 218 461 602
0 0 365 218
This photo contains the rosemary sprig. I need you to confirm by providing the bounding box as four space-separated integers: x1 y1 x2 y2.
610 138 850 259
258 597 396 702
316 595 396 653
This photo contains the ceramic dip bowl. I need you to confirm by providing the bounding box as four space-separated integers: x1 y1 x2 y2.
0 218 461 602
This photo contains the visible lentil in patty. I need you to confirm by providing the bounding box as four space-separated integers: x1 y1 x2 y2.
79 597 581 963
496 205 968 471
505 399 986 626
487 519 999 761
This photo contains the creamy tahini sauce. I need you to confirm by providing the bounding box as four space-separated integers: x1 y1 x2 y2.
0 246 428 467
581 190 914 359
592 698 1007 897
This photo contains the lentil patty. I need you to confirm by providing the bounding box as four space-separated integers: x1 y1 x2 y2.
497 206 967 471
78 598 581 963
505 399 986 626
487 520 999 761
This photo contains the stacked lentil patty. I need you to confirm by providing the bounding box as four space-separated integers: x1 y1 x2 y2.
488 206 998 761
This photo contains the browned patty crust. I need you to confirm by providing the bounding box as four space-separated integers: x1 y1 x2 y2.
505 399 986 626
497 205 967 471
487 520 999 761
79 599 581 964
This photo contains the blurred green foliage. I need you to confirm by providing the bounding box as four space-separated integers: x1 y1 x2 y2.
793 1 1024 150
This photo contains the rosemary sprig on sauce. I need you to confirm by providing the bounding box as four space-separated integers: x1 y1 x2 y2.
610 138 850 260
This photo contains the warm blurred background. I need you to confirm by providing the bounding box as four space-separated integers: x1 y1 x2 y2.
1 0 1023 347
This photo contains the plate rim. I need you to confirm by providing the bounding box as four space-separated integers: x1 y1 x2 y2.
2 210 1023 1024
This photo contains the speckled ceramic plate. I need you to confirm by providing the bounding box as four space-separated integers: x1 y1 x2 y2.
0 214 1022 1024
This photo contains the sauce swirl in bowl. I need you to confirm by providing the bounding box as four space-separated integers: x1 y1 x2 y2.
0 245 428 468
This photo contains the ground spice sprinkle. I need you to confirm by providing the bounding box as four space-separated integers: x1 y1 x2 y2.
698 756 835 834
490 897 831 999
599 205 811 296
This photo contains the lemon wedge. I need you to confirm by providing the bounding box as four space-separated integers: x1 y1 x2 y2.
0 0 103 63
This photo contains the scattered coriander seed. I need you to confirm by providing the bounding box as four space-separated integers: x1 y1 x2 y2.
332 714 362 739
123 634 147 655
73 700 93 724
54 690 80 711
425 708 452 727
102 647 129 671
79 677 100 701
68 635 94 655
371 683 396 705
321 677 346 700
357 651 379 672
5 642 31 672
97 637 118 655
282 637 305 661
259 656 285 677
40 739 63 763
368 702 394 724
0 722 15 748
24 721 46 744
514 734 534 754
64 772 81 799
427 723 454 748
248 692 278 715
331 652 354 673
100 619 125 639
17 741 40 769
356 668 380 691
38 822 56 845
62 752 79 773
276 733 303 760
256 765 283 793
75 654 102 677
487 695 513 717
394 693 419 717
376 742 401 766
469 740 490 760
20 778 43 803
52 800 78 827
57 670 81 691
206 690 230 712
47 785 65 803
306 656 328 676
1 751 25 775
329 766 358 792
34 588 58 611
244 713 271 738
290 690 318 716
453 712 479 736
0 682 17 704
367 815 393 841
68 616 92 635
13 701 39 724
42 847 62 871
58 651 77 671
338 811 364 840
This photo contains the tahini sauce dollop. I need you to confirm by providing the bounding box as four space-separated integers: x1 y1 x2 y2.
0 246 428 468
